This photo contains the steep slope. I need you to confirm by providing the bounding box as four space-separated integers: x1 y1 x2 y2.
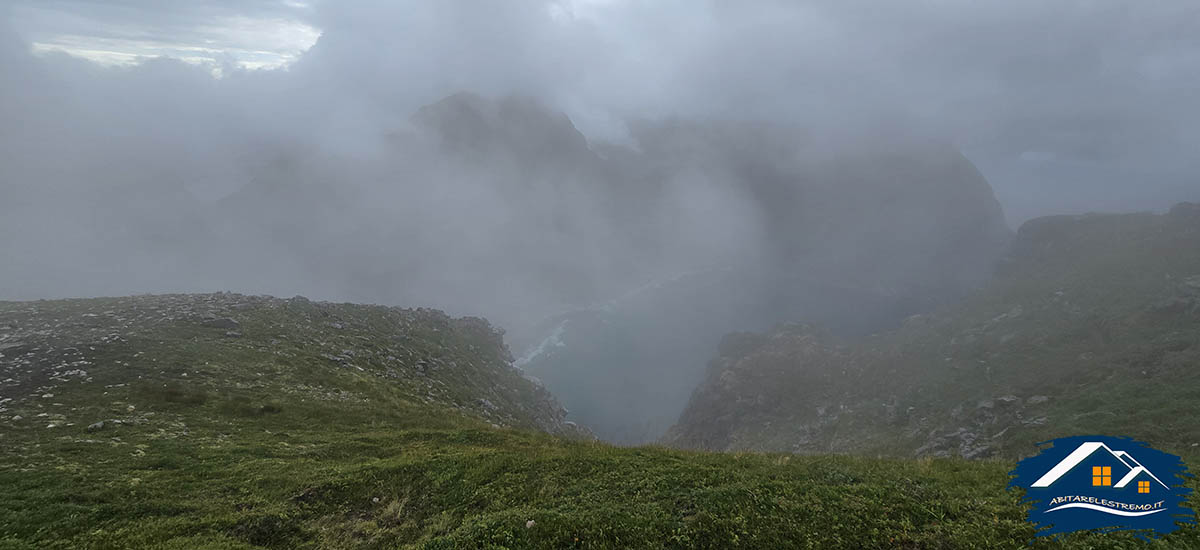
521 131 1012 444
666 202 1200 459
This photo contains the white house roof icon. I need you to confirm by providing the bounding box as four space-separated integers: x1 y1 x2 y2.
1030 441 1170 489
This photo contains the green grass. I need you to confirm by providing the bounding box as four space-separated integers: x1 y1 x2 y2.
3 288 1199 548
3 419 1198 549
0 294 576 439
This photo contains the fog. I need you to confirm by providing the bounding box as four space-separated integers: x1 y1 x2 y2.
3 1 1199 440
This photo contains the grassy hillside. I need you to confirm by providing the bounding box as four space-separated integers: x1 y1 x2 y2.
666 203 1200 460
8 426 1200 549
2 292 1198 548
0 293 580 438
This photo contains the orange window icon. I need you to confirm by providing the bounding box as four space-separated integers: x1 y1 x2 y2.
1139 481 1151 493
1092 466 1112 486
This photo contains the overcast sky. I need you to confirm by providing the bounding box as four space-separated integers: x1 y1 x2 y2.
3 0 1198 221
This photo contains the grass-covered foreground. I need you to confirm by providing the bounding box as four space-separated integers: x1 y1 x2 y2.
1 294 1197 548
3 420 1198 549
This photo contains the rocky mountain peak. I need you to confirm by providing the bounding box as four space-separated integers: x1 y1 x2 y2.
410 91 595 168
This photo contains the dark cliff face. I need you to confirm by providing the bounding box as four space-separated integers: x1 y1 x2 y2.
511 114 1013 444
662 325 850 452
408 95 1012 304
412 92 597 171
664 203 1200 458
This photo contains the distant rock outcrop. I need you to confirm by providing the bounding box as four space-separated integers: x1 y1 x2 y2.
411 92 598 171
517 118 1013 443
664 203 1200 458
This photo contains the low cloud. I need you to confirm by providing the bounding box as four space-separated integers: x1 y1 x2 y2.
2 0 1198 326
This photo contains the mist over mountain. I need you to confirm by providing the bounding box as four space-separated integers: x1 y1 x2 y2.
5 0 1200 311
5 2 1200 547
0 33 1007 332
2 55 1012 444
665 203 1200 458
516 125 1011 442
3 1 1199 447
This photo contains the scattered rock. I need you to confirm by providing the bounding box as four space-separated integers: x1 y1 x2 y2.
996 395 1021 407
0 292 579 445
525 520 536 529
201 318 240 330
1027 395 1049 405
915 427 993 459
990 305 1023 323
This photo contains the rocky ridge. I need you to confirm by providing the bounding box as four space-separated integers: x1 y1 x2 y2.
665 203 1200 458
0 293 588 446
